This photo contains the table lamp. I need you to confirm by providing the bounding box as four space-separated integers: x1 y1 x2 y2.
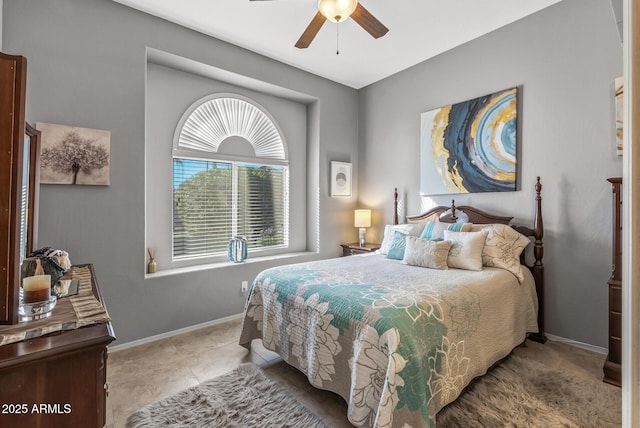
354 209 371 247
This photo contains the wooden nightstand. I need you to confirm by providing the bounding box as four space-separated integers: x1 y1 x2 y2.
340 242 381 256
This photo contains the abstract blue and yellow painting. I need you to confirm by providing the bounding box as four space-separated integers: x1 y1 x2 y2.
420 87 517 195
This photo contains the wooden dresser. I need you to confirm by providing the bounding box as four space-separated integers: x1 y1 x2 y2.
603 177 622 386
0 264 115 427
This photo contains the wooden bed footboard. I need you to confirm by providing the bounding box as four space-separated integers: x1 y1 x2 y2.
394 177 546 343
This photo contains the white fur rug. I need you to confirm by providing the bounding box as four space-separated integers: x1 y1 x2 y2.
126 363 328 428
437 355 621 427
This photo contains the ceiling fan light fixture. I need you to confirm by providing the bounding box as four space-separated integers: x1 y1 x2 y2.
318 0 358 23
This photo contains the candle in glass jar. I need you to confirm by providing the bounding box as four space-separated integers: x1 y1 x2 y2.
22 275 51 303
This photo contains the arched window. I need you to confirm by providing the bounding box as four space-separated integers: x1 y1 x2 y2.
172 94 289 259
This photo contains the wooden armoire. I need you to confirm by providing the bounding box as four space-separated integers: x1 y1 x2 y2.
603 177 622 386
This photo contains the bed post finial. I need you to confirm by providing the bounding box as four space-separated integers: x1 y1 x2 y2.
393 188 399 225
531 176 546 343
450 200 457 222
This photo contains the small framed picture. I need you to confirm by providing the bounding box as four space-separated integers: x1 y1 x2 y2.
330 161 352 197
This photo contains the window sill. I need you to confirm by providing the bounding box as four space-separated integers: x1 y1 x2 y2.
145 251 316 279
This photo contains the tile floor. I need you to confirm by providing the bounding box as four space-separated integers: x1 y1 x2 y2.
106 317 618 428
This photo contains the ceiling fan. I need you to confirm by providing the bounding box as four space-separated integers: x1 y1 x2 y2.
250 0 389 49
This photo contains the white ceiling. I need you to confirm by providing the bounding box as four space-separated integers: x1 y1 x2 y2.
114 0 563 89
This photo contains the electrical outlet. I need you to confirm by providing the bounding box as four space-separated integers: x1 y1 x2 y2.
241 280 249 295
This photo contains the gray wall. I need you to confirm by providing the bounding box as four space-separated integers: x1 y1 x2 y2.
358 0 623 347
3 0 359 345
610 0 623 42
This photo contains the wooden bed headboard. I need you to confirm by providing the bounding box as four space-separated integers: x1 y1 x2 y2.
394 177 546 344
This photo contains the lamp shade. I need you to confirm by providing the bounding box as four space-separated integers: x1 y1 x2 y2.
318 0 358 23
354 209 371 228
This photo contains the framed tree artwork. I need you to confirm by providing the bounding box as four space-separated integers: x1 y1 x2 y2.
36 122 111 185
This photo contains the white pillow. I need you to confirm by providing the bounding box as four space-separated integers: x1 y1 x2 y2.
471 224 530 282
443 230 488 271
379 223 425 254
402 236 452 270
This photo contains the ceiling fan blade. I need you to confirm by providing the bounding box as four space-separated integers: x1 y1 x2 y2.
351 3 389 39
295 12 327 49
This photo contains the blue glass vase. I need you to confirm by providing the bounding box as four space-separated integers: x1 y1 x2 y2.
228 236 248 263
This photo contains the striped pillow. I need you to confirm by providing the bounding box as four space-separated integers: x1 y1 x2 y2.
420 221 473 241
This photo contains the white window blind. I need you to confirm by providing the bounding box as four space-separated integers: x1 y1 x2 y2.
237 164 287 249
173 159 232 258
172 94 289 261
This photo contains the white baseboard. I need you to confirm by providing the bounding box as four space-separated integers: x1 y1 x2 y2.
546 333 607 355
108 313 244 353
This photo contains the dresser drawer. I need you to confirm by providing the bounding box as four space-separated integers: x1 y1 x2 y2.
610 285 622 313
349 248 369 256
609 337 622 364
610 311 622 339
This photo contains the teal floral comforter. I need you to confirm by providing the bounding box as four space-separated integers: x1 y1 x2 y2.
239 254 538 428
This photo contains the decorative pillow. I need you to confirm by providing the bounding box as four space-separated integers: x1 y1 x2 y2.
443 230 488 271
385 231 409 260
402 236 452 270
420 221 473 241
379 223 425 254
471 224 531 282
